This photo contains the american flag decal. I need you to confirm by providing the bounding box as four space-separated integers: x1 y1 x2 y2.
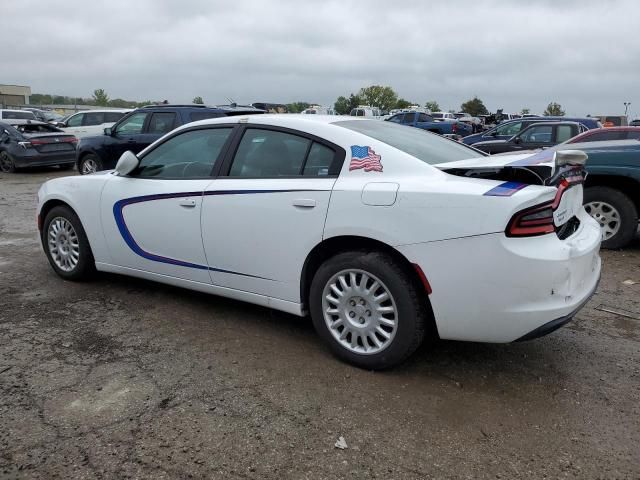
349 145 383 172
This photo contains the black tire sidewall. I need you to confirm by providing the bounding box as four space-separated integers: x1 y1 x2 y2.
42 206 95 280
80 155 102 175
584 186 638 249
309 251 427 370
0 152 16 173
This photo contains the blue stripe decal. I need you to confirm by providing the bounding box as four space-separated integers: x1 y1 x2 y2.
113 189 324 279
483 181 528 197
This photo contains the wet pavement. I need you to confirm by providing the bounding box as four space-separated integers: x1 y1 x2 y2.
1 170 639 479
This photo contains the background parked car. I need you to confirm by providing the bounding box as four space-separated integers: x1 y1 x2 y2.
564 126 640 143
0 120 77 172
594 115 628 127
386 111 473 137
55 109 132 139
462 116 602 145
630 118 640 127
0 109 37 121
76 104 264 174
552 140 640 248
473 122 587 154
21 108 65 123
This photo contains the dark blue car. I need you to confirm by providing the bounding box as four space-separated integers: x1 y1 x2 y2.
462 116 602 145
76 104 263 174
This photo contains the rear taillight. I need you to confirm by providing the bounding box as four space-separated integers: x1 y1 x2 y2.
506 201 555 237
452 123 457 133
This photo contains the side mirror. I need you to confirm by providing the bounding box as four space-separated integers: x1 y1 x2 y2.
513 137 522 144
114 150 139 176
104 127 113 136
490 131 498 137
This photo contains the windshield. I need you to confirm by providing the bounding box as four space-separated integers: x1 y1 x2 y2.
334 120 485 164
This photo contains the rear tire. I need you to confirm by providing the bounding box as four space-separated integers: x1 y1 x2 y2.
309 250 429 370
42 206 95 281
0 152 16 173
79 154 102 175
584 186 638 249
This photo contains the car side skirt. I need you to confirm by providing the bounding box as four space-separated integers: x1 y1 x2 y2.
95 262 305 316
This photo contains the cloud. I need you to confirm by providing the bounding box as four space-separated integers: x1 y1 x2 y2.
2 0 638 116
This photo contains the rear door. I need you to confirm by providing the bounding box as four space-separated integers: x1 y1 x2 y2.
200 125 345 302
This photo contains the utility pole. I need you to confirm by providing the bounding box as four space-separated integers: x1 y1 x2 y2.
624 102 631 117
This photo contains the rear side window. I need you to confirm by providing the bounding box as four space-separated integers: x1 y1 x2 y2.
555 125 575 143
104 112 126 122
83 112 105 126
135 128 232 179
303 143 334 176
229 129 311 177
147 112 176 134
583 130 626 142
190 111 224 122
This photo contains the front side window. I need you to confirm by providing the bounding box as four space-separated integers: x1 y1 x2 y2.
115 112 147 135
147 112 176 134
134 128 232 179
104 112 126 123
496 121 523 136
229 129 311 177
66 113 84 127
83 112 105 126
387 115 403 124
519 125 553 143
402 113 416 124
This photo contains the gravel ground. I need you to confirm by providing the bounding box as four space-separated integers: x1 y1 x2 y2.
0 169 639 480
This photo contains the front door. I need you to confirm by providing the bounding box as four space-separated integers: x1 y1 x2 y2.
201 126 344 302
100 126 235 284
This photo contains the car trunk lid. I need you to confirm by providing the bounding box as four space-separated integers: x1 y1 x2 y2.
21 132 78 153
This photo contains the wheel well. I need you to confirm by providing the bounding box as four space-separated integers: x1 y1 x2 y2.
584 175 640 211
38 199 74 233
300 235 436 333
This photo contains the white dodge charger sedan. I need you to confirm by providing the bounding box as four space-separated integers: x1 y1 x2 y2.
37 115 601 369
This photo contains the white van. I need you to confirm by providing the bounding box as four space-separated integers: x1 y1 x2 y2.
349 106 381 118
57 109 131 138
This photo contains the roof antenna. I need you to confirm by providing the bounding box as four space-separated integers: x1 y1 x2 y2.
226 97 237 108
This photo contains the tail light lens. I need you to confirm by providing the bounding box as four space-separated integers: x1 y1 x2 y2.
452 123 458 133
506 201 555 237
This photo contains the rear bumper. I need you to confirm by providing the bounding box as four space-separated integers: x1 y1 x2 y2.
515 275 599 341
396 208 602 343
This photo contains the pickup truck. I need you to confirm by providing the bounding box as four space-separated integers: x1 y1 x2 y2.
385 111 473 137
473 121 588 154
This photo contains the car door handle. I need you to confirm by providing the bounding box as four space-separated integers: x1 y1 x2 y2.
179 199 196 208
292 198 316 208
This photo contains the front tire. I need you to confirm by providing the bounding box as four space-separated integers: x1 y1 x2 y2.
584 187 638 249
42 206 95 280
79 154 102 175
0 152 16 173
309 251 429 370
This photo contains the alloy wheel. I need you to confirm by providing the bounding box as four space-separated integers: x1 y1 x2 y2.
584 201 621 241
81 158 98 174
47 217 80 272
322 269 398 355
0 153 14 173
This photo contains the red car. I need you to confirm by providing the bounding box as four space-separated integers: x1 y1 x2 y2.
566 126 640 143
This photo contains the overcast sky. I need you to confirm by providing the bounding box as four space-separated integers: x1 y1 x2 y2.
3 0 638 116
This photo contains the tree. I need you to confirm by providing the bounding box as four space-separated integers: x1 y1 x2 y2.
521 108 530 115
192 96 204 104
460 97 489 116
424 100 440 113
109 98 135 108
543 102 565 116
92 89 110 106
286 102 311 113
395 98 413 110
334 94 362 115
357 85 398 111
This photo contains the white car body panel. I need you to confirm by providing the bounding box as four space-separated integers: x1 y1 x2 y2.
37 115 602 344
61 109 131 139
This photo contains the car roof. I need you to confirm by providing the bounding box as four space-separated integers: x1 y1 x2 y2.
0 119 49 126
522 121 581 127
0 109 31 113
178 113 368 132
583 126 640 132
71 109 132 114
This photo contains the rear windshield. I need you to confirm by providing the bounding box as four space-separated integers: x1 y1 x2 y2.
2 111 36 120
334 120 485 164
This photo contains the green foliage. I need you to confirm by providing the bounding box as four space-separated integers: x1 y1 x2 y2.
357 85 398 111
334 94 362 115
460 97 489 116
521 108 530 115
92 89 110 107
108 98 136 108
424 100 440 113
395 98 413 109
543 102 565 116
192 96 204 105
286 102 311 113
